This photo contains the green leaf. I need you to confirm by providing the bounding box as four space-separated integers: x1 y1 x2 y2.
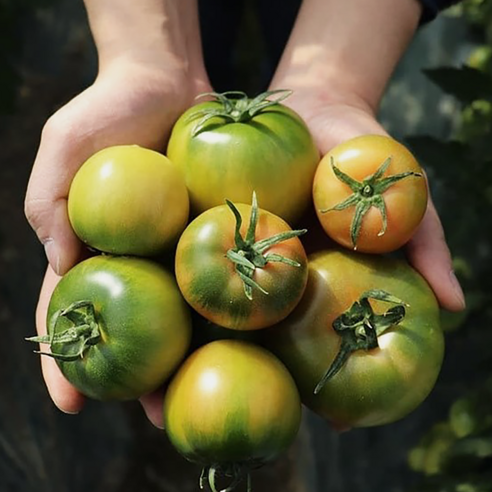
405 136 470 170
423 66 492 104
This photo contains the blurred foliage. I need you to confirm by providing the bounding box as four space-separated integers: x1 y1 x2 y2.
406 1 492 489
0 0 59 114
408 380 492 490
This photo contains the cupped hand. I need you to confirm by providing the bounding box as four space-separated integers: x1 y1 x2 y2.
27 60 211 418
280 91 466 313
26 61 208 275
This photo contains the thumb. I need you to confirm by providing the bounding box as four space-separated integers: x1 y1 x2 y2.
26 197 81 276
25 116 89 275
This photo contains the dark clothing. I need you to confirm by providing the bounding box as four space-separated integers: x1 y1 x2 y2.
420 0 462 22
198 0 462 93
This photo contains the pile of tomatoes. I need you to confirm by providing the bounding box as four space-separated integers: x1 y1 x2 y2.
29 90 444 492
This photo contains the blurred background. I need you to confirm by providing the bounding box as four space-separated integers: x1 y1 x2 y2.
1 0 492 491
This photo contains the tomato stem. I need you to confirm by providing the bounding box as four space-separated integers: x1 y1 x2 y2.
188 90 293 136
26 300 102 362
314 290 408 394
200 464 251 492
320 156 423 249
225 192 307 300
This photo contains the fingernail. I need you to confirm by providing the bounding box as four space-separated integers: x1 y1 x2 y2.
60 409 80 415
55 404 80 415
43 238 60 274
449 270 466 310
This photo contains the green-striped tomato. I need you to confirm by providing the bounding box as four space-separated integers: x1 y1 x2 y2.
163 340 301 490
264 249 444 428
167 90 319 224
68 145 189 256
44 255 192 401
175 198 308 330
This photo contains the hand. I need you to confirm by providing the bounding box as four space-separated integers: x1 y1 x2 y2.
27 61 208 274
27 62 211 418
278 90 466 313
268 0 465 313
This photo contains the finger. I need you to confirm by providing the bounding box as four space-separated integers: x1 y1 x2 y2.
140 390 165 429
35 266 85 414
25 111 91 275
405 200 465 312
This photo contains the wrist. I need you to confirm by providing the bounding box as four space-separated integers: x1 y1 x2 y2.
84 0 207 82
271 0 422 113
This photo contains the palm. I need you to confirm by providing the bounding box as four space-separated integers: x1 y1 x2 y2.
282 96 464 313
29 64 212 418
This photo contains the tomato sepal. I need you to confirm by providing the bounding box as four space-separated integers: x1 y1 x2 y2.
199 463 254 492
314 289 408 394
26 300 102 362
320 155 424 249
189 90 293 136
225 192 307 300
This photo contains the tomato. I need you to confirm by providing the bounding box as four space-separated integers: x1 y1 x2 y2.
264 249 444 428
163 340 301 491
29 255 192 401
68 145 189 256
313 135 427 253
175 193 308 330
167 90 319 224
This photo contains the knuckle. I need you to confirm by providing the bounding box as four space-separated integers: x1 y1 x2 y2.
24 195 51 238
41 104 81 145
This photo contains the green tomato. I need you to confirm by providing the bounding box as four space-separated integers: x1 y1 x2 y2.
175 196 308 330
42 255 192 401
68 145 189 256
264 249 444 428
163 340 301 491
167 90 319 224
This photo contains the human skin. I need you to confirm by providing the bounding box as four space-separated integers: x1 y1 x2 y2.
27 0 465 428
25 0 211 423
269 0 465 313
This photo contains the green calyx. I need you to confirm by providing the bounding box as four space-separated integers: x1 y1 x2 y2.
320 156 423 249
199 464 252 492
26 300 101 362
226 192 306 301
314 290 408 395
188 89 292 136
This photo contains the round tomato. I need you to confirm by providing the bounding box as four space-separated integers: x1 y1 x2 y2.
175 193 308 330
163 340 301 491
29 255 192 401
264 249 444 428
313 135 427 253
68 145 189 256
167 90 319 224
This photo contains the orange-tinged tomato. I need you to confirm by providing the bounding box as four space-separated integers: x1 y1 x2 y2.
175 195 308 330
313 135 427 253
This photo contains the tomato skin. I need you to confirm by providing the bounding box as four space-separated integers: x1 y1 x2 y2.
175 203 308 330
47 255 192 401
167 101 319 224
68 145 189 256
264 249 444 428
313 135 427 253
163 340 301 465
